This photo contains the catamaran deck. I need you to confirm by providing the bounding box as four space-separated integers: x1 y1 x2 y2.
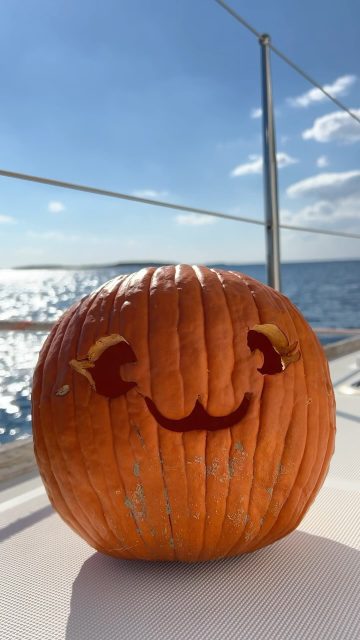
1 349 359 640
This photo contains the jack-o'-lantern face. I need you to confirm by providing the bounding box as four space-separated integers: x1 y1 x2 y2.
69 323 300 433
32 265 335 563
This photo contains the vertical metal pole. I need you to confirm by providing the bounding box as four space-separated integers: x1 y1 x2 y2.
259 34 281 291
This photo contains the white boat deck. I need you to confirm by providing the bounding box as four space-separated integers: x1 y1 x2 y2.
1 350 360 640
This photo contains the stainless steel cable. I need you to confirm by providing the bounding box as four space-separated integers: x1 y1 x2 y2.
213 0 261 38
279 222 360 240
0 169 265 226
269 42 360 124
214 0 360 126
1 168 359 240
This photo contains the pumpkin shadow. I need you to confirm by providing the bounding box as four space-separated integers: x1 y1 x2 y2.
66 531 360 640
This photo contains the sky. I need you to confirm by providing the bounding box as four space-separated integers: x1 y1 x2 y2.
0 0 359 267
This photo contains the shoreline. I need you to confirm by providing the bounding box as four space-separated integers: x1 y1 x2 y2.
4 257 360 271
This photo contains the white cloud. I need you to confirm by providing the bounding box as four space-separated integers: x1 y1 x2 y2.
316 155 329 168
231 154 263 176
231 152 298 177
277 152 298 168
284 169 360 235
132 189 169 199
281 198 360 225
287 170 360 200
250 107 262 119
48 201 65 213
288 74 357 108
0 214 16 224
283 172 360 250
302 109 360 143
175 213 216 226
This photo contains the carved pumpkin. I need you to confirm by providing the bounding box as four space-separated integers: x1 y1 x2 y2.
32 265 335 561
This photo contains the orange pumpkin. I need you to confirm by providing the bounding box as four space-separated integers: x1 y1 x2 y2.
32 265 335 561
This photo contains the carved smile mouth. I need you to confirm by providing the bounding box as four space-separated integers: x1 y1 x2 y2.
143 393 252 433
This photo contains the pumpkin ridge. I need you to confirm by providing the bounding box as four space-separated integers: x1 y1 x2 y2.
79 280 139 547
123 267 171 558
223 271 264 554
94 276 148 558
241 284 303 550
234 273 293 552
91 280 143 548
254 284 309 548
199 265 236 559
274 301 326 528
91 398 146 558
211 268 237 403
33 312 97 547
179 265 208 559
263 301 335 543
215 270 258 555
205 269 245 556
203 269 234 558
210 268 236 555
60 309 111 547
251 294 318 548
246 366 297 549
191 265 210 561
50 299 111 547
122 267 175 559
100 275 151 559
149 267 177 560
47 301 103 544
152 266 191 560
174 265 186 414
175 265 190 559
71 284 125 547
119 396 154 558
289 409 334 536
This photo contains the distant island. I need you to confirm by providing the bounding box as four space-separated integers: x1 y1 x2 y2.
13 261 175 270
10 257 360 270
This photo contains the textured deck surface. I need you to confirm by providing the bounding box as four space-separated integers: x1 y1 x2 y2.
1 351 360 640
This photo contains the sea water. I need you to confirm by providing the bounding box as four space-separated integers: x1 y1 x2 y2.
0 260 359 445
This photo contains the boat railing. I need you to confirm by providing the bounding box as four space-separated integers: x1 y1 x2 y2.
0 321 359 365
0 320 360 336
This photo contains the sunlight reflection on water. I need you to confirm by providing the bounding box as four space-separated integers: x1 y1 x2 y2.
0 267 125 444
0 261 359 445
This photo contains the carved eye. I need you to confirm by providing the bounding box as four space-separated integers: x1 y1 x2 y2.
247 324 300 375
70 334 137 398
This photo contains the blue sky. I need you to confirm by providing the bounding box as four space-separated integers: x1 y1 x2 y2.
0 0 359 267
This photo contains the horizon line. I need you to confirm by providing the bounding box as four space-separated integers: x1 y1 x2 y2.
3 256 360 270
